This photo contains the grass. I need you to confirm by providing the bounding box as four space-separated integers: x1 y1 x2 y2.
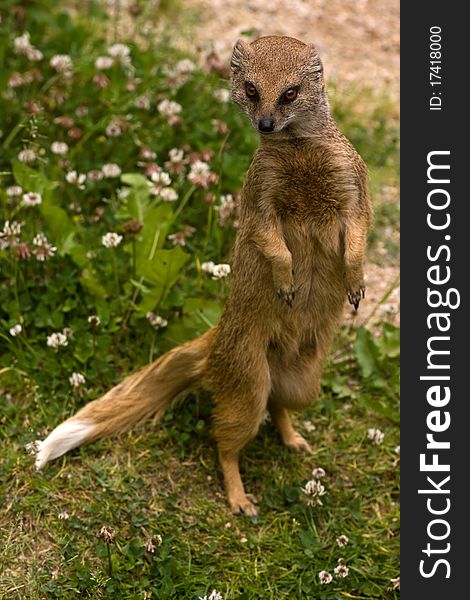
1 321 399 599
0 259 400 597
0 2 399 598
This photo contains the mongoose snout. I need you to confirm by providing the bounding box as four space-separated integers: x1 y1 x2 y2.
258 117 276 133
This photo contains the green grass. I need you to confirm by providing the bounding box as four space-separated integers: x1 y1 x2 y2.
1 323 399 599
0 2 399 598
1 396 399 599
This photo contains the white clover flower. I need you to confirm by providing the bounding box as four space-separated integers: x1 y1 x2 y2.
9 324 22 337
69 372 86 387
102 163 122 178
105 122 122 137
175 58 197 74
6 185 23 197
8 73 24 89
88 315 101 326
33 233 47 246
158 99 182 119
188 160 209 177
50 54 73 72
168 232 187 246
117 187 130 199
211 264 231 280
188 160 213 188
66 170 86 189
99 525 116 543
58 511 70 520
32 233 56 261
18 149 36 163
13 33 43 61
394 445 400 454
336 534 349 547
33 242 56 261
108 43 130 59
334 564 349 578
168 148 184 163
22 192 42 206
151 171 171 187
201 261 216 274
146 312 168 329
26 47 43 61
134 94 150 110
318 571 333 584
95 55 114 70
303 420 316 432
1 219 22 249
143 534 162 553
217 193 236 225
213 88 230 103
51 141 69 155
87 169 104 181
3 220 22 236
198 590 224 600
367 427 385 445
102 232 123 248
14 32 32 54
159 187 178 202
301 478 326 506
312 467 326 479
139 148 156 161
47 332 68 349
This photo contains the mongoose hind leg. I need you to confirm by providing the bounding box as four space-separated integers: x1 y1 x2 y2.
217 448 260 517
268 402 312 454
268 349 326 452
212 384 269 517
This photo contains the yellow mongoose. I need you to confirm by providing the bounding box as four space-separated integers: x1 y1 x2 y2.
33 36 372 517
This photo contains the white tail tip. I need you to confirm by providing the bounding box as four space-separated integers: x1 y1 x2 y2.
28 420 95 470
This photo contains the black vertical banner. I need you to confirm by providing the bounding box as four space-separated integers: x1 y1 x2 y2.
401 4 467 598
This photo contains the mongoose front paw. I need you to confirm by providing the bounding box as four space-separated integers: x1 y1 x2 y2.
276 284 295 307
348 286 365 311
272 262 295 307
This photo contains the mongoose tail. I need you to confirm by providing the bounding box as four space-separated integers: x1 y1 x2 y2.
33 328 215 470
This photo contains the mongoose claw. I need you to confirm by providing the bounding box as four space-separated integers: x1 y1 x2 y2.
276 287 295 307
348 286 365 311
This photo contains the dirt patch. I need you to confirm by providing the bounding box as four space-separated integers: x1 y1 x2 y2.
188 0 399 107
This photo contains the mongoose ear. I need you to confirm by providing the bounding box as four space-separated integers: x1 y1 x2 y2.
304 43 324 75
231 39 252 72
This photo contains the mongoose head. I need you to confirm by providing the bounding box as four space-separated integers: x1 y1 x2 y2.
230 36 328 138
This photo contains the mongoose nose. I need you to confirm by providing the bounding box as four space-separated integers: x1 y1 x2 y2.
258 118 275 133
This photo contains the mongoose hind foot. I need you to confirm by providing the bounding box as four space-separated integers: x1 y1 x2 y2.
283 432 313 454
229 493 259 518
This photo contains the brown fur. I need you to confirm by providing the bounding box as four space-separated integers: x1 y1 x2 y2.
38 36 372 518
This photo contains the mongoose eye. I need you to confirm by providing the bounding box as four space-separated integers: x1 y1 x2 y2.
245 83 258 99
284 88 298 102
